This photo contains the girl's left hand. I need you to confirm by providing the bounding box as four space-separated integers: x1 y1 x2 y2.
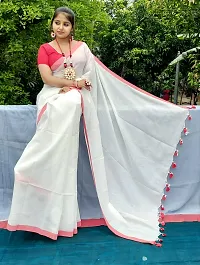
76 79 91 91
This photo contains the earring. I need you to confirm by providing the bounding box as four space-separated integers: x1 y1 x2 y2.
70 32 74 41
51 32 56 38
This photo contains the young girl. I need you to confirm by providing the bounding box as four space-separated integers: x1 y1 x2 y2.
4 7 189 245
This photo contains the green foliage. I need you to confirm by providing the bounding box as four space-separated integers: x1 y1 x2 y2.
187 53 200 89
0 0 109 104
0 72 31 105
0 0 54 104
99 0 200 96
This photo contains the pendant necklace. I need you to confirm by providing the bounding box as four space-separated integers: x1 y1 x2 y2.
55 38 76 80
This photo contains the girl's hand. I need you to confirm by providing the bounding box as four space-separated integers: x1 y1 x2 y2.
77 79 91 91
77 79 86 88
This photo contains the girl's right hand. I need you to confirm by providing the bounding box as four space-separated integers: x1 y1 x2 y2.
77 79 86 88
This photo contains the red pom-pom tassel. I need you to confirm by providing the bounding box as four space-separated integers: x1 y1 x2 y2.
188 115 192 120
160 227 165 231
166 184 171 192
183 127 189 135
161 221 165 226
160 213 164 218
174 150 179 157
172 162 177 168
168 172 174 179
179 139 183 145
162 233 167 237
160 205 165 211
162 194 167 201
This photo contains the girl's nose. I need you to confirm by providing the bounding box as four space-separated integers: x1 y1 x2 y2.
59 24 64 29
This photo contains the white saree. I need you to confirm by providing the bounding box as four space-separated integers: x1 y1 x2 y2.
6 41 189 244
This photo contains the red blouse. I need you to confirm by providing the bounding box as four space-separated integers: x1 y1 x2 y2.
37 43 63 68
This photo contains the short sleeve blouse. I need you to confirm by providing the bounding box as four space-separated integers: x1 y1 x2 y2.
37 44 62 68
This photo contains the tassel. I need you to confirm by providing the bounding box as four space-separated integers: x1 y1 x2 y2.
160 227 165 231
171 162 177 168
160 213 164 218
183 127 189 136
161 221 165 226
188 115 192 120
168 172 174 179
162 194 167 201
160 205 165 211
166 184 170 192
174 150 179 157
179 139 183 145
162 233 167 237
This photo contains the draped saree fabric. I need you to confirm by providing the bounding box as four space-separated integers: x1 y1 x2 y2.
5 42 189 244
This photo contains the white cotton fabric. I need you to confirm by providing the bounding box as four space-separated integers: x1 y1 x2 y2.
7 42 189 242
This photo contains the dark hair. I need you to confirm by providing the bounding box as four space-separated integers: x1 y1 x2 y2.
51 7 75 29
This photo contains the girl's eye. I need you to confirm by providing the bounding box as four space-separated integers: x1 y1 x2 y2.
64 24 70 27
55 21 60 25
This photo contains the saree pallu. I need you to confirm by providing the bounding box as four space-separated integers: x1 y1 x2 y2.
5 42 189 244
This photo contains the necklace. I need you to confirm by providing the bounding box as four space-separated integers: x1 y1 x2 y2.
55 38 76 80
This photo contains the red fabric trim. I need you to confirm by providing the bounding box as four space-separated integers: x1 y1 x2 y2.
94 57 188 110
0 218 155 244
37 41 83 68
164 214 200 222
37 103 47 124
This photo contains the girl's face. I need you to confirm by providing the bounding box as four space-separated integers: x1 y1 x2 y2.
52 13 73 39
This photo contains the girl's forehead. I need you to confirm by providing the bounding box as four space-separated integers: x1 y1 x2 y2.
54 13 71 23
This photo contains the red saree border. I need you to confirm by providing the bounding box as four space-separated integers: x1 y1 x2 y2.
94 57 188 109
1 215 199 241
164 214 200 222
0 218 154 244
